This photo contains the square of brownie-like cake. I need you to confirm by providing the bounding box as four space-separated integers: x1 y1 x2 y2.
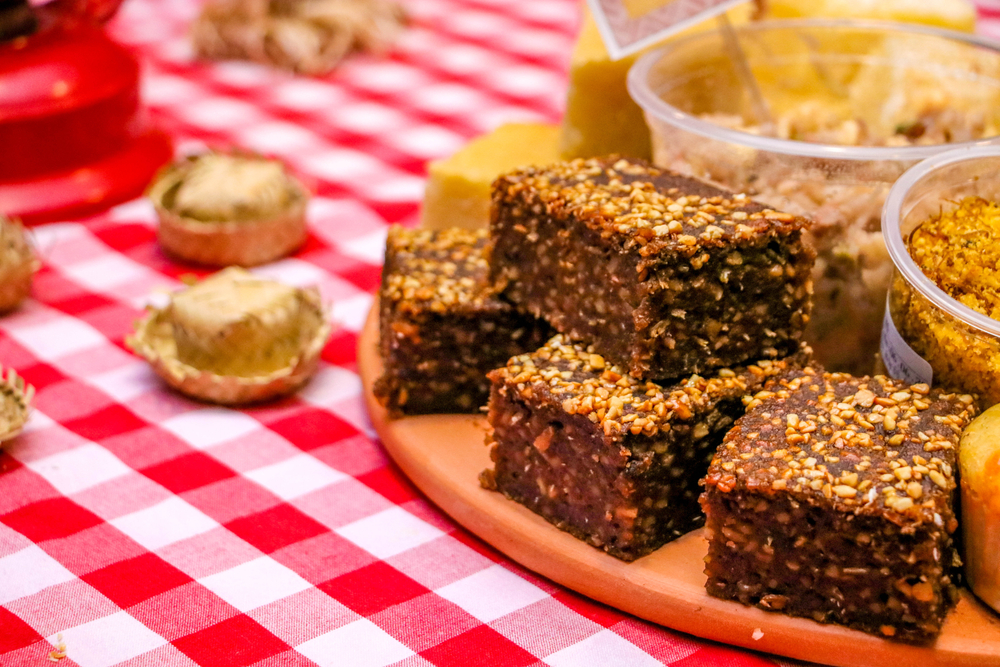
489 156 814 381
375 226 551 416
701 369 976 642
481 334 807 561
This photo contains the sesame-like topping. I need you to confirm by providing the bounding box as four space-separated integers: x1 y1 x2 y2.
706 368 976 524
490 334 799 438
382 226 498 314
495 157 806 257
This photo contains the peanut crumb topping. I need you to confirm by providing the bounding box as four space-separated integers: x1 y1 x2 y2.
707 369 976 523
382 226 496 314
493 334 799 437
908 197 1000 319
497 157 805 257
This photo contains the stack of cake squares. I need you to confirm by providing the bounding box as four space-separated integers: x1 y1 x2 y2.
376 156 977 642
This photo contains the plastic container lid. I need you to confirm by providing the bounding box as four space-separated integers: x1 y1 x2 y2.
627 18 1000 162
882 145 1000 338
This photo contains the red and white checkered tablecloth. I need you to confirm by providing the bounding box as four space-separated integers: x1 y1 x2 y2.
2 2 1000 666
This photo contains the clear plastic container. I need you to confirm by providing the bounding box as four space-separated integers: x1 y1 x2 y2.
881 145 1000 407
627 19 1000 375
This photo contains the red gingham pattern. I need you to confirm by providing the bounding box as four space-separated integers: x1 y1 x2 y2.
2 2 998 666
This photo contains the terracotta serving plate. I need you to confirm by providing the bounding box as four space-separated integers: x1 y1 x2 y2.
357 304 1000 667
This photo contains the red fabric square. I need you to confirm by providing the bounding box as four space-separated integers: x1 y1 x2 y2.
83 552 193 609
266 408 358 452
174 615 290 667
271 532 376 585
449 529 503 564
318 561 430 616
48 292 116 317
225 504 328 554
90 222 155 252
0 607 43 654
308 436 388 478
0 461 59 520
318 330 357 368
0 334 41 369
1 497 103 542
370 594 479 652
17 362 65 392
183 477 282 525
63 404 147 441
100 425 191 470
356 466 421 505
419 625 538 667
300 248 381 293
41 522 147 576
130 581 240 641
551 590 628 628
76 303 144 343
142 452 236 494
30 267 88 304
247 648 320 667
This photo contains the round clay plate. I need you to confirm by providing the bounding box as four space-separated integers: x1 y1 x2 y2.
357 303 1000 667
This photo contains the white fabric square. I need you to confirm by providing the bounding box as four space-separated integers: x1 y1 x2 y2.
296 619 413 667
48 611 167 667
446 10 515 39
160 408 262 449
155 36 196 64
249 259 328 289
408 83 484 115
273 79 346 111
393 126 464 159
21 408 55 433
338 227 388 265
327 103 405 134
347 62 429 93
108 198 158 225
490 66 563 98
435 43 495 76
142 72 201 106
29 222 87 252
362 175 425 202
179 97 260 131
330 293 374 333
110 497 218 551
86 362 160 402
300 149 382 182
0 545 76 605
60 254 152 292
211 61 273 88
545 629 664 667
240 120 318 154
26 444 132 496
5 316 106 359
435 564 549 623
335 507 443 559
245 453 347 501
299 366 363 408
198 556 312 612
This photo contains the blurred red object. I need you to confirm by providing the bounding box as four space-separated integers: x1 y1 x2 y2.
0 0 172 223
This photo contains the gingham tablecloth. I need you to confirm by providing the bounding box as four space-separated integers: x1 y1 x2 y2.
2 2 999 666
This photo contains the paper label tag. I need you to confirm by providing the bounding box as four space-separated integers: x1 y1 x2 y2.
880 306 934 386
585 0 750 60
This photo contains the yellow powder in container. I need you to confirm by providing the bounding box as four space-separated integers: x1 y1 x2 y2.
892 197 1000 406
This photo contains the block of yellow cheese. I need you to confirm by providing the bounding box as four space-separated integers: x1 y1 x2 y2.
559 6 752 161
420 123 561 231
